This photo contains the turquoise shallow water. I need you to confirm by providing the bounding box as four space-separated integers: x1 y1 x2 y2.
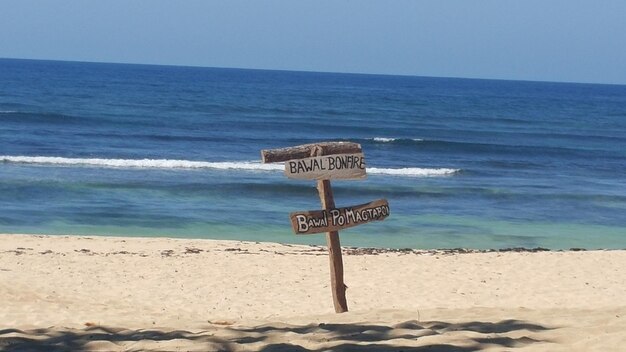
1 58 625 249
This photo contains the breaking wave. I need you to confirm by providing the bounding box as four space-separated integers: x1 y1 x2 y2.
0 156 283 171
1 155 460 177
369 167 459 177
368 137 424 143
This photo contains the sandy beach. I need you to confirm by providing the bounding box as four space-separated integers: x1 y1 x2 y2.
0 234 624 351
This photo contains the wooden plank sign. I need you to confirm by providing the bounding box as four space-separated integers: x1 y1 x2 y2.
290 199 389 234
285 153 366 180
261 141 390 313
261 142 361 163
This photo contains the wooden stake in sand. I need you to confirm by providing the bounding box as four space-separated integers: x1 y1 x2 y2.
261 141 390 313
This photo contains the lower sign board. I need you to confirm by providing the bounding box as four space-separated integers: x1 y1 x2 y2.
284 153 366 180
290 199 389 235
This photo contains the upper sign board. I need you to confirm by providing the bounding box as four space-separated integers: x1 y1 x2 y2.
285 153 366 180
261 142 362 164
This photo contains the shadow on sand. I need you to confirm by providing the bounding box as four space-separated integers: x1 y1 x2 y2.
0 319 554 351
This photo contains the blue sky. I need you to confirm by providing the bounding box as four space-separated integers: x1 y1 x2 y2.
1 0 625 84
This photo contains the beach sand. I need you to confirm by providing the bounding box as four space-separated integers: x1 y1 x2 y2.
0 234 624 351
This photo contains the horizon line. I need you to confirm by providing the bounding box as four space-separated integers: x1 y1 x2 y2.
2 56 624 87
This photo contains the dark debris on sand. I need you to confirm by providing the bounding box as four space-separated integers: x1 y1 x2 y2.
338 246 584 256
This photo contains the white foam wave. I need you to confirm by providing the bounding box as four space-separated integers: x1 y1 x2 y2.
371 137 423 143
1 155 459 177
0 156 283 171
0 110 18 114
368 167 459 177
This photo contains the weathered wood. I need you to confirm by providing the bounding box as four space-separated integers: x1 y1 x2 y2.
261 142 362 164
284 153 366 180
289 199 390 235
309 146 349 314
317 179 349 313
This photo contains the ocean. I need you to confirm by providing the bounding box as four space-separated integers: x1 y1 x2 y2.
1 58 625 249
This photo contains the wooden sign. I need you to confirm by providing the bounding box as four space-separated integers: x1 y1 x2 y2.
261 141 390 314
285 153 366 180
261 141 362 163
290 199 389 234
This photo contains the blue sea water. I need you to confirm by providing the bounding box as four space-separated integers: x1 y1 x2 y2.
1 58 625 249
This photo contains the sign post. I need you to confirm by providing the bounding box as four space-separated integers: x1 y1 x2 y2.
261 142 389 313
